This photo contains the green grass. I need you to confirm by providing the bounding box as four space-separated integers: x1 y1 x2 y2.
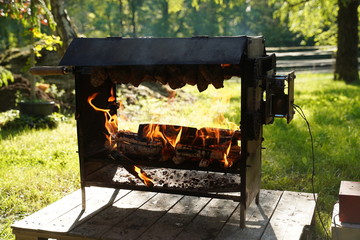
262 73 360 238
121 80 242 131
0 120 80 239
1 73 359 239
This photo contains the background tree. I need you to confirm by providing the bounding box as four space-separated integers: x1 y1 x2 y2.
271 0 359 83
61 0 302 47
50 0 78 55
334 0 359 83
0 0 61 100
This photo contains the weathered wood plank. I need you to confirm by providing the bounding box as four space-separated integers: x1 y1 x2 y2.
70 191 157 238
216 189 283 240
13 228 98 240
12 187 106 231
175 198 239 240
260 191 316 240
138 196 211 240
40 187 130 233
12 189 317 240
102 193 183 240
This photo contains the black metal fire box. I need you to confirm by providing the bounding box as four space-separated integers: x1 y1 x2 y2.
30 36 295 228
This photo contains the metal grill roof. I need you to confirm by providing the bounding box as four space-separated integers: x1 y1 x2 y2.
59 36 250 66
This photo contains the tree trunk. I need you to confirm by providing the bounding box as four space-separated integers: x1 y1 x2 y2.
334 0 359 83
130 0 137 37
118 0 124 35
30 0 36 100
160 0 169 37
50 0 78 55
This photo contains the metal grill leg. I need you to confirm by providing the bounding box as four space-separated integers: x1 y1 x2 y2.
240 203 246 228
81 186 86 210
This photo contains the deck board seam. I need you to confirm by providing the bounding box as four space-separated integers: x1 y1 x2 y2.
259 190 284 240
173 196 213 239
99 191 159 239
215 201 241 238
68 188 133 234
137 194 186 239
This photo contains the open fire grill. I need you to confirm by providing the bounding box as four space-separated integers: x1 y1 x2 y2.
31 36 295 228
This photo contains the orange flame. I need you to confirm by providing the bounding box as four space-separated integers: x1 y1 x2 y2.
164 126 183 148
193 127 221 147
221 141 232 168
87 91 118 148
108 87 116 102
134 166 154 187
143 124 183 149
144 124 167 143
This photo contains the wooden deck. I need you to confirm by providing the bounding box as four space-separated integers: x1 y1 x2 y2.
12 187 316 240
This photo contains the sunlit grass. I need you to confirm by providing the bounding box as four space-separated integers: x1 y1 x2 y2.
120 79 241 131
0 121 79 239
262 73 360 237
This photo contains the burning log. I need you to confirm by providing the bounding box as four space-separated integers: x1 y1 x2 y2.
174 143 240 167
116 136 163 159
112 124 241 169
109 150 154 187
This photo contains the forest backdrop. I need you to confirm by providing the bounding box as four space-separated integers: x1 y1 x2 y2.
0 1 359 239
0 0 359 86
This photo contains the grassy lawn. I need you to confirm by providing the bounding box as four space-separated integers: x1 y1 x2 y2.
0 120 80 239
1 72 359 239
262 73 360 237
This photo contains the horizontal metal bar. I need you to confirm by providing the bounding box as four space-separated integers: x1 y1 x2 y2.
84 181 241 202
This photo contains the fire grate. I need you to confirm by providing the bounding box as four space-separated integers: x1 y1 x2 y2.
30 36 295 228
85 165 241 201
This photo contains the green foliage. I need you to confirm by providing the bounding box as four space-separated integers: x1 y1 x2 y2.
33 30 62 57
64 0 303 46
0 110 67 131
269 0 338 45
0 66 14 87
0 0 61 52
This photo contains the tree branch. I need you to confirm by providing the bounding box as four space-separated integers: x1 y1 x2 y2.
284 0 309 8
